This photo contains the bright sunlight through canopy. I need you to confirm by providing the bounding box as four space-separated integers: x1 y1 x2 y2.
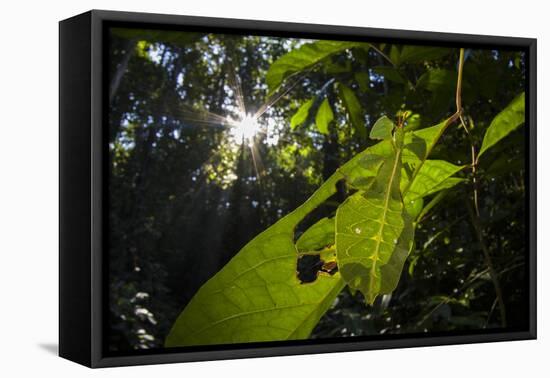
229 113 261 144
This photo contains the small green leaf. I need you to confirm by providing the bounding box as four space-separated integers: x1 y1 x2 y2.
266 41 368 94
479 92 525 158
316 98 334 135
290 98 314 129
370 116 395 140
405 113 422 131
338 83 366 138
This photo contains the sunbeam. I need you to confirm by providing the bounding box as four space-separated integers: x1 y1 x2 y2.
178 60 309 185
228 113 261 145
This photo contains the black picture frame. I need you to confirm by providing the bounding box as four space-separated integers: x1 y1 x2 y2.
59 9 537 368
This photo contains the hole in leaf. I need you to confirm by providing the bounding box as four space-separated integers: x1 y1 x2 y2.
297 255 338 284
297 255 324 283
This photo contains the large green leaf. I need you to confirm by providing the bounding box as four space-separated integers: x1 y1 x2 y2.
290 98 314 130
266 41 367 94
479 92 525 158
336 137 405 304
316 98 334 135
165 171 347 347
338 83 366 138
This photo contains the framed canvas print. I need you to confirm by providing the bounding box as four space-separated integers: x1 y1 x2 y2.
59 10 536 368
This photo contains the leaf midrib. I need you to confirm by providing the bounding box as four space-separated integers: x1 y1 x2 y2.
368 147 402 294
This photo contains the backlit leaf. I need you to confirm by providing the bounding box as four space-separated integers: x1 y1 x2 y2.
316 98 334 135
290 98 314 129
336 141 405 304
370 116 395 140
404 160 465 201
266 41 367 94
479 92 525 158
338 83 366 138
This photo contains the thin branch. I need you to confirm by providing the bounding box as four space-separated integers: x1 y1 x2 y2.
455 48 465 112
486 298 498 328
459 115 480 216
370 44 395 67
402 48 465 196
466 201 507 327
455 48 504 325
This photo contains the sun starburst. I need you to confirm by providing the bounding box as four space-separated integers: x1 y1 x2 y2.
228 113 261 145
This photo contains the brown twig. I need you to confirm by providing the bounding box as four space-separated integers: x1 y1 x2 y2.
459 115 480 216
402 48 465 196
